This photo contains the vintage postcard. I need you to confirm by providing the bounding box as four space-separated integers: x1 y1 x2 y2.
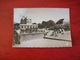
13 8 72 48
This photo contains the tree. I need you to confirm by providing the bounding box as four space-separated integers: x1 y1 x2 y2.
38 23 42 28
47 20 55 28
38 20 55 29
42 21 47 28
63 22 70 31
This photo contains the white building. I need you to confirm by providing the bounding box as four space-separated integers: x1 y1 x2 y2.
20 17 38 33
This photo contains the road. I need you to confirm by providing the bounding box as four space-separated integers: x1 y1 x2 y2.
13 31 72 47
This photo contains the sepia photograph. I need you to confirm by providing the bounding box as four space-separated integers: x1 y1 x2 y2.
13 8 72 47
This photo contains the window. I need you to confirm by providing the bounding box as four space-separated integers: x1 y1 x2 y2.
33 26 34 28
25 26 26 28
21 26 23 28
27 26 29 28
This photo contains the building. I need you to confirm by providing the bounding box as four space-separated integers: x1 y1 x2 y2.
55 18 64 29
20 16 38 33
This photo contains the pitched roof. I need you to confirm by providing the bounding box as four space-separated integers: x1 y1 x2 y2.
56 18 64 24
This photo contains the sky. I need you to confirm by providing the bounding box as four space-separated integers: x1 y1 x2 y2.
14 8 70 23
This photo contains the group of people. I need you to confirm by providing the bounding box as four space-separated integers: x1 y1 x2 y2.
44 25 65 37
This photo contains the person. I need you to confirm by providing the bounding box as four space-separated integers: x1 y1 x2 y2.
13 30 20 45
